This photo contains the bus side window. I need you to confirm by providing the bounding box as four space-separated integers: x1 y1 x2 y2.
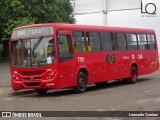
86 37 91 52
73 31 86 53
86 32 91 52
101 32 114 52
116 33 127 51
126 34 138 50
86 32 101 52
147 34 156 50
137 34 148 50
58 34 73 62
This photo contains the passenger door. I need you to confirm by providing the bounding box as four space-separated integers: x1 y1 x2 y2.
57 32 75 88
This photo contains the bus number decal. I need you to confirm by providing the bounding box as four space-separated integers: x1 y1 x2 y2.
78 57 85 63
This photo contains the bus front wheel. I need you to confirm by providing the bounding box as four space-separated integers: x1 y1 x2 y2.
35 89 47 95
74 72 87 93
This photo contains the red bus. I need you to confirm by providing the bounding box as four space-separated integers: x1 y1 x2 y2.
10 23 159 94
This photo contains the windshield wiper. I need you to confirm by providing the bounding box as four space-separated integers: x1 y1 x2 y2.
33 36 43 50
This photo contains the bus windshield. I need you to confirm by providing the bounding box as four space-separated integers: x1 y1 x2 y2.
11 37 55 68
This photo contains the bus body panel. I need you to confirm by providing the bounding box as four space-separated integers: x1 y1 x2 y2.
10 23 159 91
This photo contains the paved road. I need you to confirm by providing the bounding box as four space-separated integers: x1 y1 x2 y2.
0 60 10 87
0 68 160 120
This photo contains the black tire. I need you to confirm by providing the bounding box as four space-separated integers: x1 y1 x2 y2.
95 81 108 87
127 66 138 84
35 89 47 95
74 72 87 93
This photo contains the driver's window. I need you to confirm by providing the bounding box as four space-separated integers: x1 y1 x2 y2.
58 34 73 62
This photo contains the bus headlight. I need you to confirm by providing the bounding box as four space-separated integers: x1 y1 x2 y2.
48 71 54 79
46 69 57 79
12 74 19 81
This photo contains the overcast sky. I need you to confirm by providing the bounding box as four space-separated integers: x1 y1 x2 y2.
75 0 160 54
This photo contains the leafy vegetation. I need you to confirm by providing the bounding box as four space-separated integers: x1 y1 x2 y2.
0 0 75 38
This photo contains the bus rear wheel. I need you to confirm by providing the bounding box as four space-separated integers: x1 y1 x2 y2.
128 66 138 84
35 89 47 95
74 72 87 93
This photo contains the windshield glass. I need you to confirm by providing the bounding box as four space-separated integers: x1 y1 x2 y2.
11 37 55 68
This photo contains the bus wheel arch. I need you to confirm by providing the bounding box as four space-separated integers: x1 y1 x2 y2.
74 68 88 93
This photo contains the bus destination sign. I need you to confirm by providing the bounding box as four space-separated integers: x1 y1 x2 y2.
12 26 54 39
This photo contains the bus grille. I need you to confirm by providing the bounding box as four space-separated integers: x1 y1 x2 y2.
24 82 40 86
18 70 46 76
23 77 43 80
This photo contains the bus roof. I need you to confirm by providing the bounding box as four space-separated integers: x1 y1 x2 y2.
13 23 155 33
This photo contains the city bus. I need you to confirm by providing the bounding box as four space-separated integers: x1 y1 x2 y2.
10 23 159 94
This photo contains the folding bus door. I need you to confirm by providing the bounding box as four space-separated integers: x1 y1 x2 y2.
57 31 76 88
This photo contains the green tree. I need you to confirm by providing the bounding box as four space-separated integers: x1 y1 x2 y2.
0 0 75 38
